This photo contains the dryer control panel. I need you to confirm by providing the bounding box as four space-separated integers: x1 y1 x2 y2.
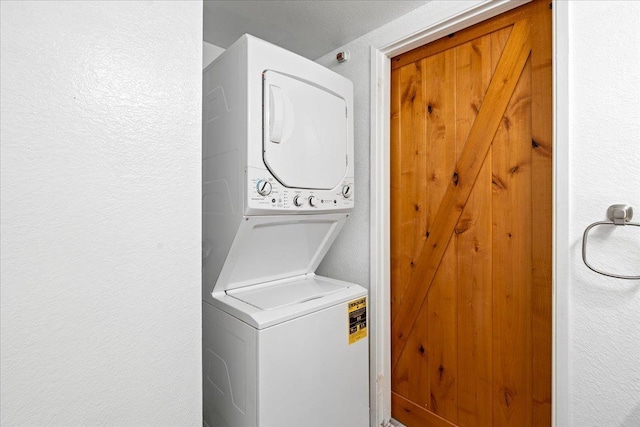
246 167 353 214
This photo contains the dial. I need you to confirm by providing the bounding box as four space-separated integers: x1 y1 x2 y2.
341 184 352 198
256 180 272 196
293 195 304 207
308 196 317 207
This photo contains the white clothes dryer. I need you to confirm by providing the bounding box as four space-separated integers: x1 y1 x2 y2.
202 35 369 427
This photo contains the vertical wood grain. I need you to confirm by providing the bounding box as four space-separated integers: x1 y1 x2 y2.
407 282 432 407
491 23 533 425
393 61 427 310
390 2 551 426
423 48 459 422
390 64 405 395
454 32 495 427
391 59 428 397
530 1 553 425
427 241 458 421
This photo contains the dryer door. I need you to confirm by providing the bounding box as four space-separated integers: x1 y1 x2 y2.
263 70 348 190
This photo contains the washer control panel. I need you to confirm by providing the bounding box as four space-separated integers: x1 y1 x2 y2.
246 167 354 213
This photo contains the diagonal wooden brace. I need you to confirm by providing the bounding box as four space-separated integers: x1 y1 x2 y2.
391 19 532 370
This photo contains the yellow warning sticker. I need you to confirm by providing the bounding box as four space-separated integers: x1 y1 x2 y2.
348 297 367 345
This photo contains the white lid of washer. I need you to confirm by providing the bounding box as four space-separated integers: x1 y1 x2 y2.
227 275 345 310
209 275 367 329
212 213 348 292
263 70 348 190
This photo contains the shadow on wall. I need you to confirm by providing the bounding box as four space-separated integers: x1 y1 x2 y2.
622 402 640 427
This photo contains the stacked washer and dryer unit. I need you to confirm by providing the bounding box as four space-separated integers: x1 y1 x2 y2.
202 35 369 427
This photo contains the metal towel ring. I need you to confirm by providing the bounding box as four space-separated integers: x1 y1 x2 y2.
582 204 640 280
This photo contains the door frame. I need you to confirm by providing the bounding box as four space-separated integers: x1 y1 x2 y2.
368 1 570 425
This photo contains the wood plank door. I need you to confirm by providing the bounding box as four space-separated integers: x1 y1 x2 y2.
390 1 551 426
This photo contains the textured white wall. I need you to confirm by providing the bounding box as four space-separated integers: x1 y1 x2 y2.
567 2 640 426
0 1 202 425
203 41 225 68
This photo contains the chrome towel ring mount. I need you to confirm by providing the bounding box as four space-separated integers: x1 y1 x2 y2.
582 204 640 280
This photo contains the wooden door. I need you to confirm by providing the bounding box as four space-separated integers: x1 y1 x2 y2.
390 1 551 426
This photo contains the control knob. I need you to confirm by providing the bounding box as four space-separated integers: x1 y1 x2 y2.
293 195 304 207
308 196 317 207
341 184 352 198
256 180 272 196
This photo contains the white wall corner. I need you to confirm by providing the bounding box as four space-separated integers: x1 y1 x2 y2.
203 41 225 69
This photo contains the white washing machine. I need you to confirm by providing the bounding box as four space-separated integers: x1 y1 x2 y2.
202 35 369 427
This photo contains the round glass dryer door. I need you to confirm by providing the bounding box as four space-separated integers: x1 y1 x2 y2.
263 70 348 190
